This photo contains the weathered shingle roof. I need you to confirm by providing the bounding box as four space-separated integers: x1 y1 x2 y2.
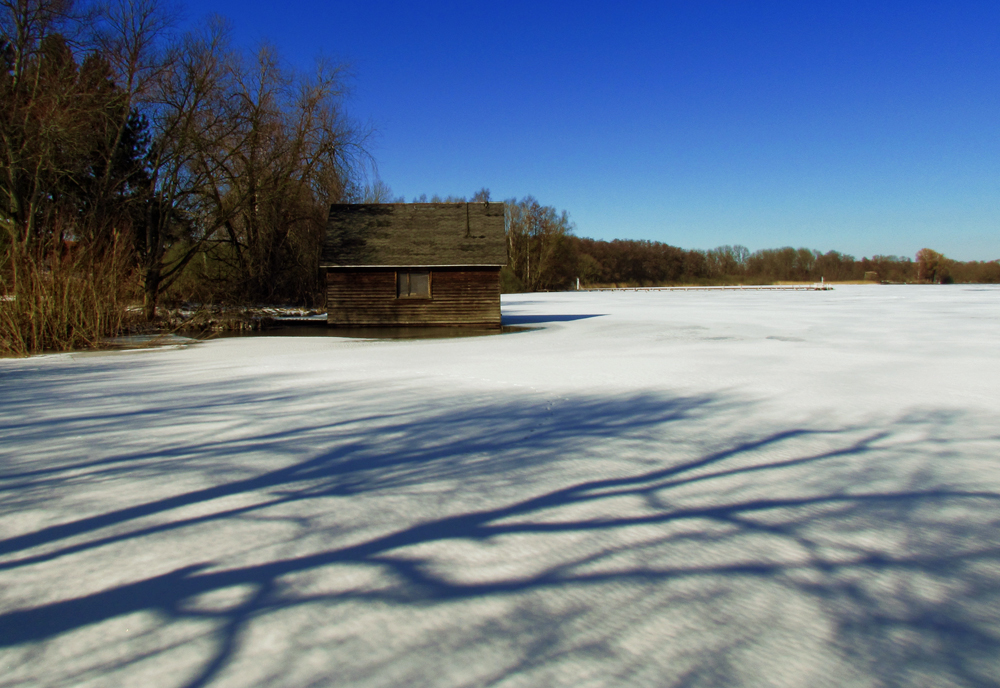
320 203 508 267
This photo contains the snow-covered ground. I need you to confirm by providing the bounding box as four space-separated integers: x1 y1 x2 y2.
1 285 998 688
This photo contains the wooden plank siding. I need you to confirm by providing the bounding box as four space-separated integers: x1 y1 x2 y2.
322 203 507 327
326 267 501 326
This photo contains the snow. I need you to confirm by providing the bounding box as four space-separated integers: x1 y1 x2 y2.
1 285 999 687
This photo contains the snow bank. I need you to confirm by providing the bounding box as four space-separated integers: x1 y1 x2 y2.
1 285 998 687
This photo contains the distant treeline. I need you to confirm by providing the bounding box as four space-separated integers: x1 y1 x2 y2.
500 196 1000 291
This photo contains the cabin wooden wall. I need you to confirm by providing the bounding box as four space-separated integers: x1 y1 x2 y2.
326 267 501 326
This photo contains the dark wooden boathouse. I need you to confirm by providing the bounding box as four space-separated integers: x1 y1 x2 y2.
321 202 508 327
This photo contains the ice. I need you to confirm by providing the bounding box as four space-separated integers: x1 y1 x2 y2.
1 285 998 687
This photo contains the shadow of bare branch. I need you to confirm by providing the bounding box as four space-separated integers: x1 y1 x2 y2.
0 363 998 687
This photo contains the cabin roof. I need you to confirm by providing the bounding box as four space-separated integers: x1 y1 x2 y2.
320 203 508 267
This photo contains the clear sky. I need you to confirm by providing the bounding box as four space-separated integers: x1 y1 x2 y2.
178 0 1000 261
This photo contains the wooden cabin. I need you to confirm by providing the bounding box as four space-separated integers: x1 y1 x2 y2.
321 202 508 327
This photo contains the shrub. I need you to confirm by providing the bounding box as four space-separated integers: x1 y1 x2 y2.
0 237 138 356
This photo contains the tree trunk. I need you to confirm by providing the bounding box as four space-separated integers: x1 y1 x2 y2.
143 267 161 321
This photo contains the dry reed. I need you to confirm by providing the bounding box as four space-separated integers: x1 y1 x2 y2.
0 236 139 356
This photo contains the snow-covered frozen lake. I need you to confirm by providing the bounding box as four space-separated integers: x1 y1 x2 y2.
1 285 998 687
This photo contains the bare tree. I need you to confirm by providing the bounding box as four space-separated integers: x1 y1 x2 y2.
504 196 575 291
916 248 949 284
1 0 149 258
134 15 234 319
193 45 371 303
1 0 85 247
3 0 374 324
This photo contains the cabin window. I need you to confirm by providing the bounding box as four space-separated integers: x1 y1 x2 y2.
397 271 431 299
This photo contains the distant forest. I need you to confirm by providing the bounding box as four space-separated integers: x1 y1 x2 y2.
497 196 1000 292
2 1 998 355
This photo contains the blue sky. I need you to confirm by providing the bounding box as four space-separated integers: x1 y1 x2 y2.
179 1 999 261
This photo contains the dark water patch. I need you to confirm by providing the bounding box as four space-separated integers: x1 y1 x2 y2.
69 334 200 356
501 314 605 325
194 324 535 341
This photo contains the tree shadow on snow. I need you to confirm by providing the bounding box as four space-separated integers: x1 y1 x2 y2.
0 374 998 687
